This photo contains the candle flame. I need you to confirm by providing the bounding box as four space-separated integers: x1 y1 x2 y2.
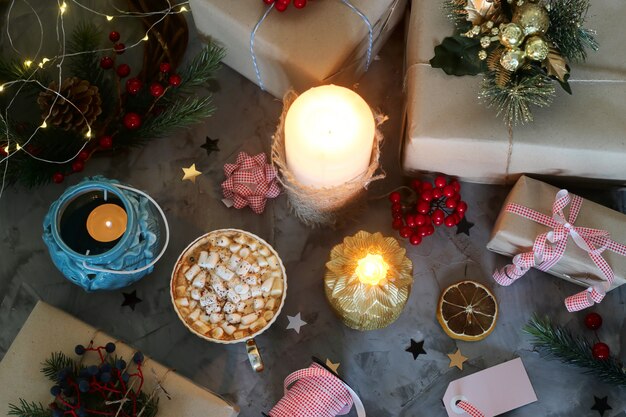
356 253 389 285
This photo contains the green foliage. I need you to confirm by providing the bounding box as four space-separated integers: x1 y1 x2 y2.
67 22 103 84
430 35 486 76
42 351 76 381
134 96 215 140
8 400 51 417
479 68 555 126
547 0 598 62
524 315 626 386
179 43 225 90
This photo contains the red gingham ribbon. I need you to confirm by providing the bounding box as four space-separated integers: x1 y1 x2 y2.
493 190 626 312
221 152 280 214
269 363 365 417
456 400 485 417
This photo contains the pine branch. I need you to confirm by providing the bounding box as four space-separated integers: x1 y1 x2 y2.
132 96 215 140
479 68 555 126
67 22 104 85
524 315 626 386
8 399 51 417
41 351 76 381
547 0 598 62
179 43 225 90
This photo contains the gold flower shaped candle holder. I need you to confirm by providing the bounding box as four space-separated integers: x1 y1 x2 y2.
324 231 413 331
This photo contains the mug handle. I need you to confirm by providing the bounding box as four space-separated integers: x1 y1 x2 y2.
246 339 264 372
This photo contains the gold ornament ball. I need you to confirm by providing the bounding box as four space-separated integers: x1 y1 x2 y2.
499 23 525 48
525 36 549 61
500 48 526 71
513 2 550 36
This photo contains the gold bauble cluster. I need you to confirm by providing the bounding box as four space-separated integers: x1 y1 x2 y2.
497 1 550 71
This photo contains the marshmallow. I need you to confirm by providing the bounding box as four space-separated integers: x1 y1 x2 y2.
215 236 231 247
210 313 224 324
175 298 189 307
226 313 242 324
185 264 201 281
236 301 247 313
227 289 241 303
263 310 275 321
215 265 235 281
258 246 271 257
236 261 252 277
200 292 217 307
199 251 219 269
244 275 259 286
239 247 251 258
228 254 242 271
261 276 275 293
267 255 280 270
223 302 237 314
211 327 224 339
234 283 250 295
221 322 237 335
253 298 265 311
189 309 201 321
271 278 284 297
250 285 263 297
191 289 202 301
192 271 207 288
250 317 268 333
241 313 258 326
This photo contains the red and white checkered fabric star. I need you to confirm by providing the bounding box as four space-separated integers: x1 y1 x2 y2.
221 152 280 214
493 189 626 312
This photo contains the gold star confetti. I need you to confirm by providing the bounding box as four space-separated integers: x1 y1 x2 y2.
325 359 340 374
448 348 468 370
182 163 202 183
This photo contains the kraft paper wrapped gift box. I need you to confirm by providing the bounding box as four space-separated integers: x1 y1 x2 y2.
189 0 407 98
0 301 239 417
402 0 626 184
487 176 626 293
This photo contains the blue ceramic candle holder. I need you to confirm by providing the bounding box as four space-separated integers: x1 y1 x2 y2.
42 176 169 291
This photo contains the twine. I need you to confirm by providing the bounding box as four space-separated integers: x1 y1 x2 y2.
271 90 386 228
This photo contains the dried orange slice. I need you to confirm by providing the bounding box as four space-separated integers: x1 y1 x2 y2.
436 280 498 342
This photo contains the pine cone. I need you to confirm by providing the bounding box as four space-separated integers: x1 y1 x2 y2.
37 77 102 133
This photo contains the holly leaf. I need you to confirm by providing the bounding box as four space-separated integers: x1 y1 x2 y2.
543 48 571 94
430 36 486 76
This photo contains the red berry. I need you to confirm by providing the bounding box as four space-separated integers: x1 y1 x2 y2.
455 208 466 219
431 209 445 221
78 150 90 161
434 175 447 188
416 200 430 214
584 312 603 330
416 226 429 237
113 43 126 54
421 189 433 202
99 135 113 149
443 185 455 197
450 180 461 193
405 214 416 228
421 182 433 192
444 215 458 227
424 224 435 236
414 213 429 226
392 211 403 220
392 218 403 230
149 82 165 98
432 188 443 199
391 202 403 213
399 226 412 238
109 31 121 42
116 63 130 78
126 78 142 95
389 191 402 204
456 201 468 214
275 1 288 11
100 56 114 69
123 113 142 130
410 179 421 191
160 62 171 73
293 0 306 8
52 172 64 183
409 234 422 246
445 198 458 209
72 160 85 173
264 0 274 3
168 74 182 87
592 342 610 360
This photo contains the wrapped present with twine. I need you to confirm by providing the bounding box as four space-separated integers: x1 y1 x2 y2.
188 0 406 98
487 176 626 312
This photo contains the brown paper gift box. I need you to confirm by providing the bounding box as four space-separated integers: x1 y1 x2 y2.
0 302 239 417
487 176 626 292
402 0 626 184
189 0 407 98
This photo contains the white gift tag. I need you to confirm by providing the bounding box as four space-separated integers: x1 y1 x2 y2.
442 358 537 417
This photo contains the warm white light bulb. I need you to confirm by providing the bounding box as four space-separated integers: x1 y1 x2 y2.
0 85 4 92
106 15 114 21
59 2 67 14
179 6 188 12
40 120 47 128
24 60 33 68
142 35 149 41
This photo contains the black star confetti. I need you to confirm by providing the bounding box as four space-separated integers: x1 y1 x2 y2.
121 290 142 311
591 396 612 417
200 136 220 156
405 339 426 360
456 217 474 236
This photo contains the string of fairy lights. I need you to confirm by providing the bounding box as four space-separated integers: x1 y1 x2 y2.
0 0 190 198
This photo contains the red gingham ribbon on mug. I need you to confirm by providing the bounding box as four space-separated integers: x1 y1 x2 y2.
268 363 365 417
493 189 626 312
456 400 485 417
222 152 280 214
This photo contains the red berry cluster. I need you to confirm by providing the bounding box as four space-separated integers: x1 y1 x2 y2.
389 175 467 246
263 0 311 11
584 312 612 360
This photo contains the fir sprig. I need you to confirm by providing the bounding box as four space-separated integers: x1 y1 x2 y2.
547 0 598 62
524 315 626 386
134 96 215 140
179 43 225 90
480 69 555 126
8 400 50 417
42 351 77 381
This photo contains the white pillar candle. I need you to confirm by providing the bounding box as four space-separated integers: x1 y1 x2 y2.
284 85 376 188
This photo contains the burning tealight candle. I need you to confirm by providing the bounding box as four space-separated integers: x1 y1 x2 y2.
355 253 389 286
284 85 376 188
86 203 127 243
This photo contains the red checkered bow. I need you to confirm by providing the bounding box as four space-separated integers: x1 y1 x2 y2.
493 190 626 312
268 363 365 417
221 152 280 214
456 400 485 417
